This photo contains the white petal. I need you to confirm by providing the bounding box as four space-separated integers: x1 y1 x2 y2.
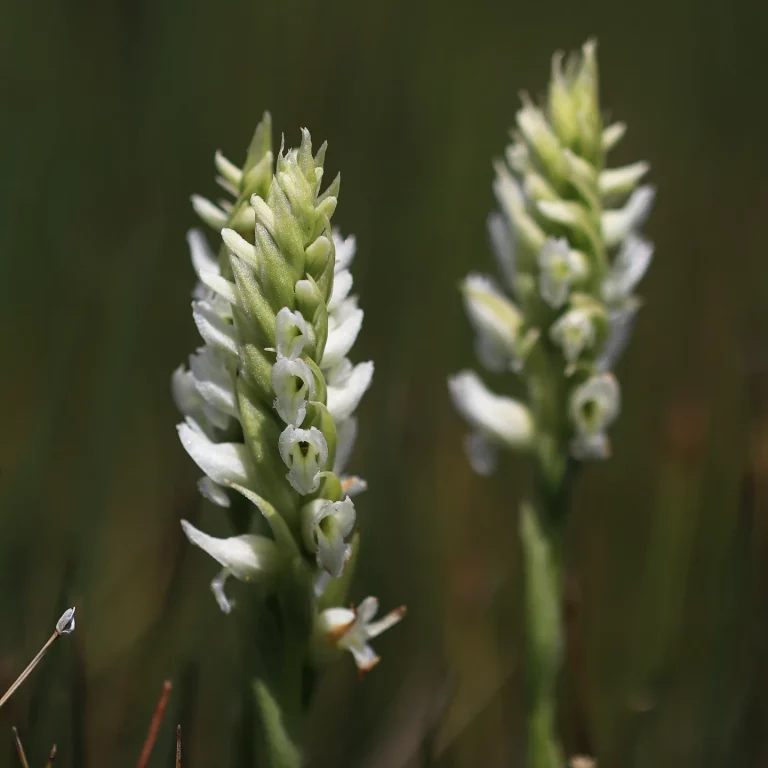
275 308 310 359
461 273 522 372
215 151 243 187
177 421 251 486
570 432 610 460
487 212 516 290
211 569 234 614
222 228 258 268
602 122 627 152
602 185 655 248
329 269 353 311
172 366 203 417
191 195 228 230
302 499 354 577
550 309 595 364
199 272 238 305
192 300 238 357
315 523 348 578
314 570 332 597
198 477 230 507
365 604 407 639
601 234 654 304
333 417 358 475
569 374 620 438
327 361 374 422
448 371 533 448
332 231 357 271
341 475 368 496
464 432 498 475
187 229 219 280
599 161 650 199
598 303 639 372
189 347 238 418
347 641 379 672
326 357 353 386
357 596 379 623
493 164 546 253
322 306 363 369
278 425 329 494
317 607 356 636
537 238 582 309
180 519 271 580
271 356 314 426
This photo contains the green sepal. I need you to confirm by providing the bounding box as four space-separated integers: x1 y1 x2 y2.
573 41 602 167
303 402 337 468
313 236 336 305
229 483 301 559
230 256 277 346
237 378 298 517
548 53 580 150
304 235 331 277
229 203 257 236
235 339 274 408
296 128 316 181
317 530 360 612
255 223 297 311
296 276 328 363
317 172 340 205
269 177 306 277
303 356 327 405
568 293 610 346
563 151 600 214
313 141 327 168
309 471 343 503
244 112 273 176
316 195 337 222
242 152 274 201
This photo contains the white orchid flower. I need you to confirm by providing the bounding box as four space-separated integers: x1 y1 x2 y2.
181 520 278 614
302 496 356 577
316 597 406 673
550 308 596 365
278 425 329 494
271 356 315 426
569 374 621 459
537 238 586 309
461 274 523 372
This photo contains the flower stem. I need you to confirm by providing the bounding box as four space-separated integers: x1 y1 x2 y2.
521 454 581 768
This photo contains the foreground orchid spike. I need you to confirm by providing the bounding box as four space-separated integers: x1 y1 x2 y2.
173 114 402 766
448 42 653 767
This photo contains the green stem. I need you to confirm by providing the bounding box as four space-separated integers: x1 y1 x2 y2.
254 677 304 768
521 455 579 768
252 565 316 768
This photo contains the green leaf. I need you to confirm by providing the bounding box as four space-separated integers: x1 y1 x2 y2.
253 679 302 768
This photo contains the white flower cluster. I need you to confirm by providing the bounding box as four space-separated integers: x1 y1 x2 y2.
450 41 653 470
172 119 402 670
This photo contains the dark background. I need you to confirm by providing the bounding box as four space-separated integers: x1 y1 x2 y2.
1 0 768 765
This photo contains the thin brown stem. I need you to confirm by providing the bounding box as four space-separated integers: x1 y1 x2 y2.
45 744 57 768
0 608 76 713
176 725 181 768
0 633 57 712
136 681 172 768
12 727 29 768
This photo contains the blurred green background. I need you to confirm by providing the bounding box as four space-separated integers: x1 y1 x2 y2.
2 0 768 765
